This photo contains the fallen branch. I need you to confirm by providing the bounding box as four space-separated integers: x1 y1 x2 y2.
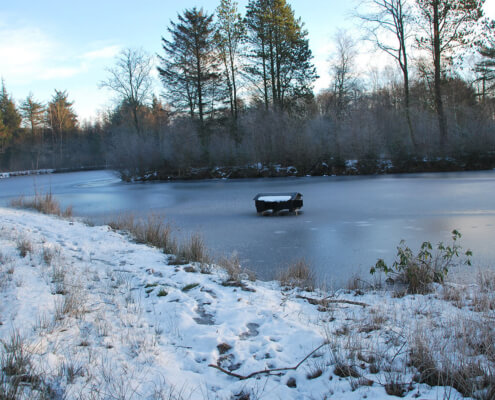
296 295 368 307
208 342 328 380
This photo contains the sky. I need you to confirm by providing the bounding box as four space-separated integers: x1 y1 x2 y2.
0 0 494 122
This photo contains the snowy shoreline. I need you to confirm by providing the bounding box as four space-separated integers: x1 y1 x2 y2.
0 207 493 399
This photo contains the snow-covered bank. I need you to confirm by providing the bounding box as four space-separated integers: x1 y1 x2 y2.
0 169 55 179
0 208 493 399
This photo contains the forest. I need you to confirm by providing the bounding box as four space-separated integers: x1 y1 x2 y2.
0 0 494 180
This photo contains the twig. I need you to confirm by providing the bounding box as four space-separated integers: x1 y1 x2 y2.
296 295 368 307
208 342 328 380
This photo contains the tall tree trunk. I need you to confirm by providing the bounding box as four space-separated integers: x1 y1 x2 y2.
196 56 204 124
401 48 416 149
433 1 448 147
132 104 140 134
229 49 238 119
261 39 269 110
269 33 277 107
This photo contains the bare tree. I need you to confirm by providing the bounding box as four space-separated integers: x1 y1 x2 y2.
329 30 359 117
100 48 154 134
416 0 485 146
356 0 416 148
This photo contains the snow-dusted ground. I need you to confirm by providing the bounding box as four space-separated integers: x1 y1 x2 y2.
0 207 493 399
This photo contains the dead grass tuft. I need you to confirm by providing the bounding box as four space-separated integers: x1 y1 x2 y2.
10 191 72 217
278 259 315 291
109 214 178 254
410 318 495 399
218 252 243 282
16 237 33 258
179 233 210 264
333 363 361 378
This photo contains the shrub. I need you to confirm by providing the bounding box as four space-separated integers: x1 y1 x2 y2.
370 230 472 294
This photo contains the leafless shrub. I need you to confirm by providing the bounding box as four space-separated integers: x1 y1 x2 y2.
42 245 60 266
278 259 315 291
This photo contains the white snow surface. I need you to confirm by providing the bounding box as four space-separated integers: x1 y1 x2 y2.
257 196 292 202
0 207 493 399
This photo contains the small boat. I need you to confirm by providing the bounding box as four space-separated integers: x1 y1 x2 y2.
253 192 303 215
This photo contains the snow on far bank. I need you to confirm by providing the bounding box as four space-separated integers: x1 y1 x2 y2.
0 169 54 179
0 207 493 399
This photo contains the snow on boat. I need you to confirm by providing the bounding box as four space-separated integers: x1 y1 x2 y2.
253 192 303 215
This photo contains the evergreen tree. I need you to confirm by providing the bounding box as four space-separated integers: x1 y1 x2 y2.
47 90 78 152
475 42 495 100
20 93 46 137
245 0 317 110
0 80 21 136
215 0 246 119
158 8 221 126
0 110 10 153
415 0 485 146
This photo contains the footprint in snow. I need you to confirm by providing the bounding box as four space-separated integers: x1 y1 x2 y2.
239 322 260 339
194 303 215 325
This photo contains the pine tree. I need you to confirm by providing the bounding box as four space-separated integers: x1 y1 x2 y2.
0 110 10 153
215 0 246 119
158 8 221 126
245 0 317 110
20 93 46 138
475 44 495 100
47 90 78 153
0 80 21 136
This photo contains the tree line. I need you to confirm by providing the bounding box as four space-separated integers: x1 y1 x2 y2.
1 0 495 177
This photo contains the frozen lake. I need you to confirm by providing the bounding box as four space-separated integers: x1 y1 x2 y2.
1 169 494 286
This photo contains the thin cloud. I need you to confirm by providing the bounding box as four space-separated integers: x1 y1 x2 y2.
0 24 56 83
0 18 120 86
80 45 121 61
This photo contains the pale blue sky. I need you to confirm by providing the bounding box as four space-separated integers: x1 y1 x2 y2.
0 1 493 122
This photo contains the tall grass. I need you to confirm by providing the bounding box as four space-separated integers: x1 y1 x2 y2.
108 214 177 255
10 191 72 217
278 259 315 291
